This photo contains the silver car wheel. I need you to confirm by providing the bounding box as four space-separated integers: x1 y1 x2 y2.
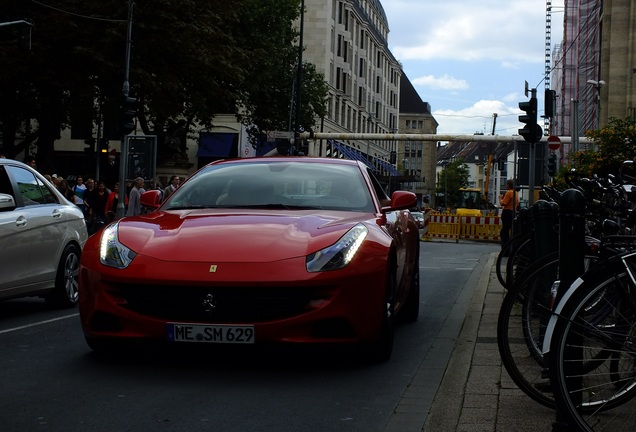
63 251 80 303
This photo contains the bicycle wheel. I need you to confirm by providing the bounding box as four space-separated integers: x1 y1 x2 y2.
549 260 636 431
505 236 535 289
498 252 559 408
498 252 599 409
496 233 529 289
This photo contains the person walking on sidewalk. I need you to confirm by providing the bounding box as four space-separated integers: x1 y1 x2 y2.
499 179 519 248
126 177 146 216
163 175 180 201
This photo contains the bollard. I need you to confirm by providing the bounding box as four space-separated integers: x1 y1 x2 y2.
512 207 531 239
552 189 586 431
558 189 586 292
531 200 559 258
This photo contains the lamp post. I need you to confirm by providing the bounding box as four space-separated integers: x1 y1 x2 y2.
292 0 305 156
586 79 605 129
116 0 134 219
365 112 376 163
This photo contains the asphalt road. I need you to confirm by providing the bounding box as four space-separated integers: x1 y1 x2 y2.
0 240 499 432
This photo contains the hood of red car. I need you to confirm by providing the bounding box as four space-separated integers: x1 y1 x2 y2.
116 210 373 263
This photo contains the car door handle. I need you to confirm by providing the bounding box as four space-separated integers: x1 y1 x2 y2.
52 209 63 218
15 215 27 227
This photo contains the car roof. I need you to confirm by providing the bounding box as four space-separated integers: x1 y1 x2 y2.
207 157 365 168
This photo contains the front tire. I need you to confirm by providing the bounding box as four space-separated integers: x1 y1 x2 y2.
45 244 81 308
401 247 420 323
364 264 397 363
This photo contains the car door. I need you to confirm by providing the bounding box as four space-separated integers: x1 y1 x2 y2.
1 165 65 292
0 165 32 295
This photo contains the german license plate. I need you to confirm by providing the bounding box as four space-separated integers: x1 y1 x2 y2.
167 323 255 344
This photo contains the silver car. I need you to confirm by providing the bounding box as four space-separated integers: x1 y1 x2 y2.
0 159 88 307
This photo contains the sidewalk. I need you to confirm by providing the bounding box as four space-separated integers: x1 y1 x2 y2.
422 252 556 432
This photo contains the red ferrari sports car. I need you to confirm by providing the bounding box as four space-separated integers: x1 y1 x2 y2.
79 157 420 361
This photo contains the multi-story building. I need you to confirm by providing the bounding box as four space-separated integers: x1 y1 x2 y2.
551 0 636 157
398 74 438 206
303 0 400 164
303 0 437 200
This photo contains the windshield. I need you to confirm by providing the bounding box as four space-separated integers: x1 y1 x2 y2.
163 161 376 213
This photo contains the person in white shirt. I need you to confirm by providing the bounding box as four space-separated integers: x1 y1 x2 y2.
126 177 146 216
73 176 87 213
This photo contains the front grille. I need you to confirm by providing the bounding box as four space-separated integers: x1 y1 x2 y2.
118 284 329 323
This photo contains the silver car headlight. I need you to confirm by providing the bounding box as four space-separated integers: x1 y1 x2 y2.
306 224 368 272
99 223 137 269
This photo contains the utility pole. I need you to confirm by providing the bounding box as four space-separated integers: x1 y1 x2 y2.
292 0 305 156
116 0 134 219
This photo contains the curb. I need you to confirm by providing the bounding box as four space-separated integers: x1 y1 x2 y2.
421 252 495 431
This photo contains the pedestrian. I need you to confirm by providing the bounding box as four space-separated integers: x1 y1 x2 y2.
105 182 128 221
73 176 87 213
499 179 519 249
163 175 180 201
51 174 61 190
83 178 96 219
24 155 37 170
126 177 146 216
85 181 109 234
59 179 76 204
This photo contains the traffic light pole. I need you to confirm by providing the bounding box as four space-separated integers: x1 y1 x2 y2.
116 0 134 219
528 89 536 207
518 86 540 207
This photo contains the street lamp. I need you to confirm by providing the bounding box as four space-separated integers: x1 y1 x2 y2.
365 112 376 163
586 79 605 129
117 0 135 219
292 0 305 156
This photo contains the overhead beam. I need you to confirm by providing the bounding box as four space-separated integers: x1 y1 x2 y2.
300 132 592 145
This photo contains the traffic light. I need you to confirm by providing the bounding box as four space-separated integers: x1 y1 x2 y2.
518 96 540 143
99 138 109 153
83 138 95 154
547 153 557 176
544 89 556 118
121 95 138 135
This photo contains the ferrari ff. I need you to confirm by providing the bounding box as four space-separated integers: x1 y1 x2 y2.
79 157 421 361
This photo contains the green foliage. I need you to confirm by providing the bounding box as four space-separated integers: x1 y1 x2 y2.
0 0 328 166
435 158 470 207
556 116 636 183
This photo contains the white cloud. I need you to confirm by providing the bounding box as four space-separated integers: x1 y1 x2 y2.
385 0 547 64
412 74 468 91
380 0 563 134
432 100 522 135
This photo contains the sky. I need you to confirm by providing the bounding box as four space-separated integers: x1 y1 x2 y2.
381 0 565 137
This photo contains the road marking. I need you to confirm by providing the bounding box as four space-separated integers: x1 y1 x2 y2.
0 313 79 335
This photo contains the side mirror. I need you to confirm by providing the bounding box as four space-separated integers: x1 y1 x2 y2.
140 190 163 209
0 193 16 211
381 191 417 213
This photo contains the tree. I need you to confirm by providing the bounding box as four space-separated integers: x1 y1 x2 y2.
0 0 328 171
557 116 636 181
435 158 470 208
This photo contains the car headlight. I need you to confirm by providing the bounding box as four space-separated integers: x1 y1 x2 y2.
99 223 137 269
306 224 368 272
